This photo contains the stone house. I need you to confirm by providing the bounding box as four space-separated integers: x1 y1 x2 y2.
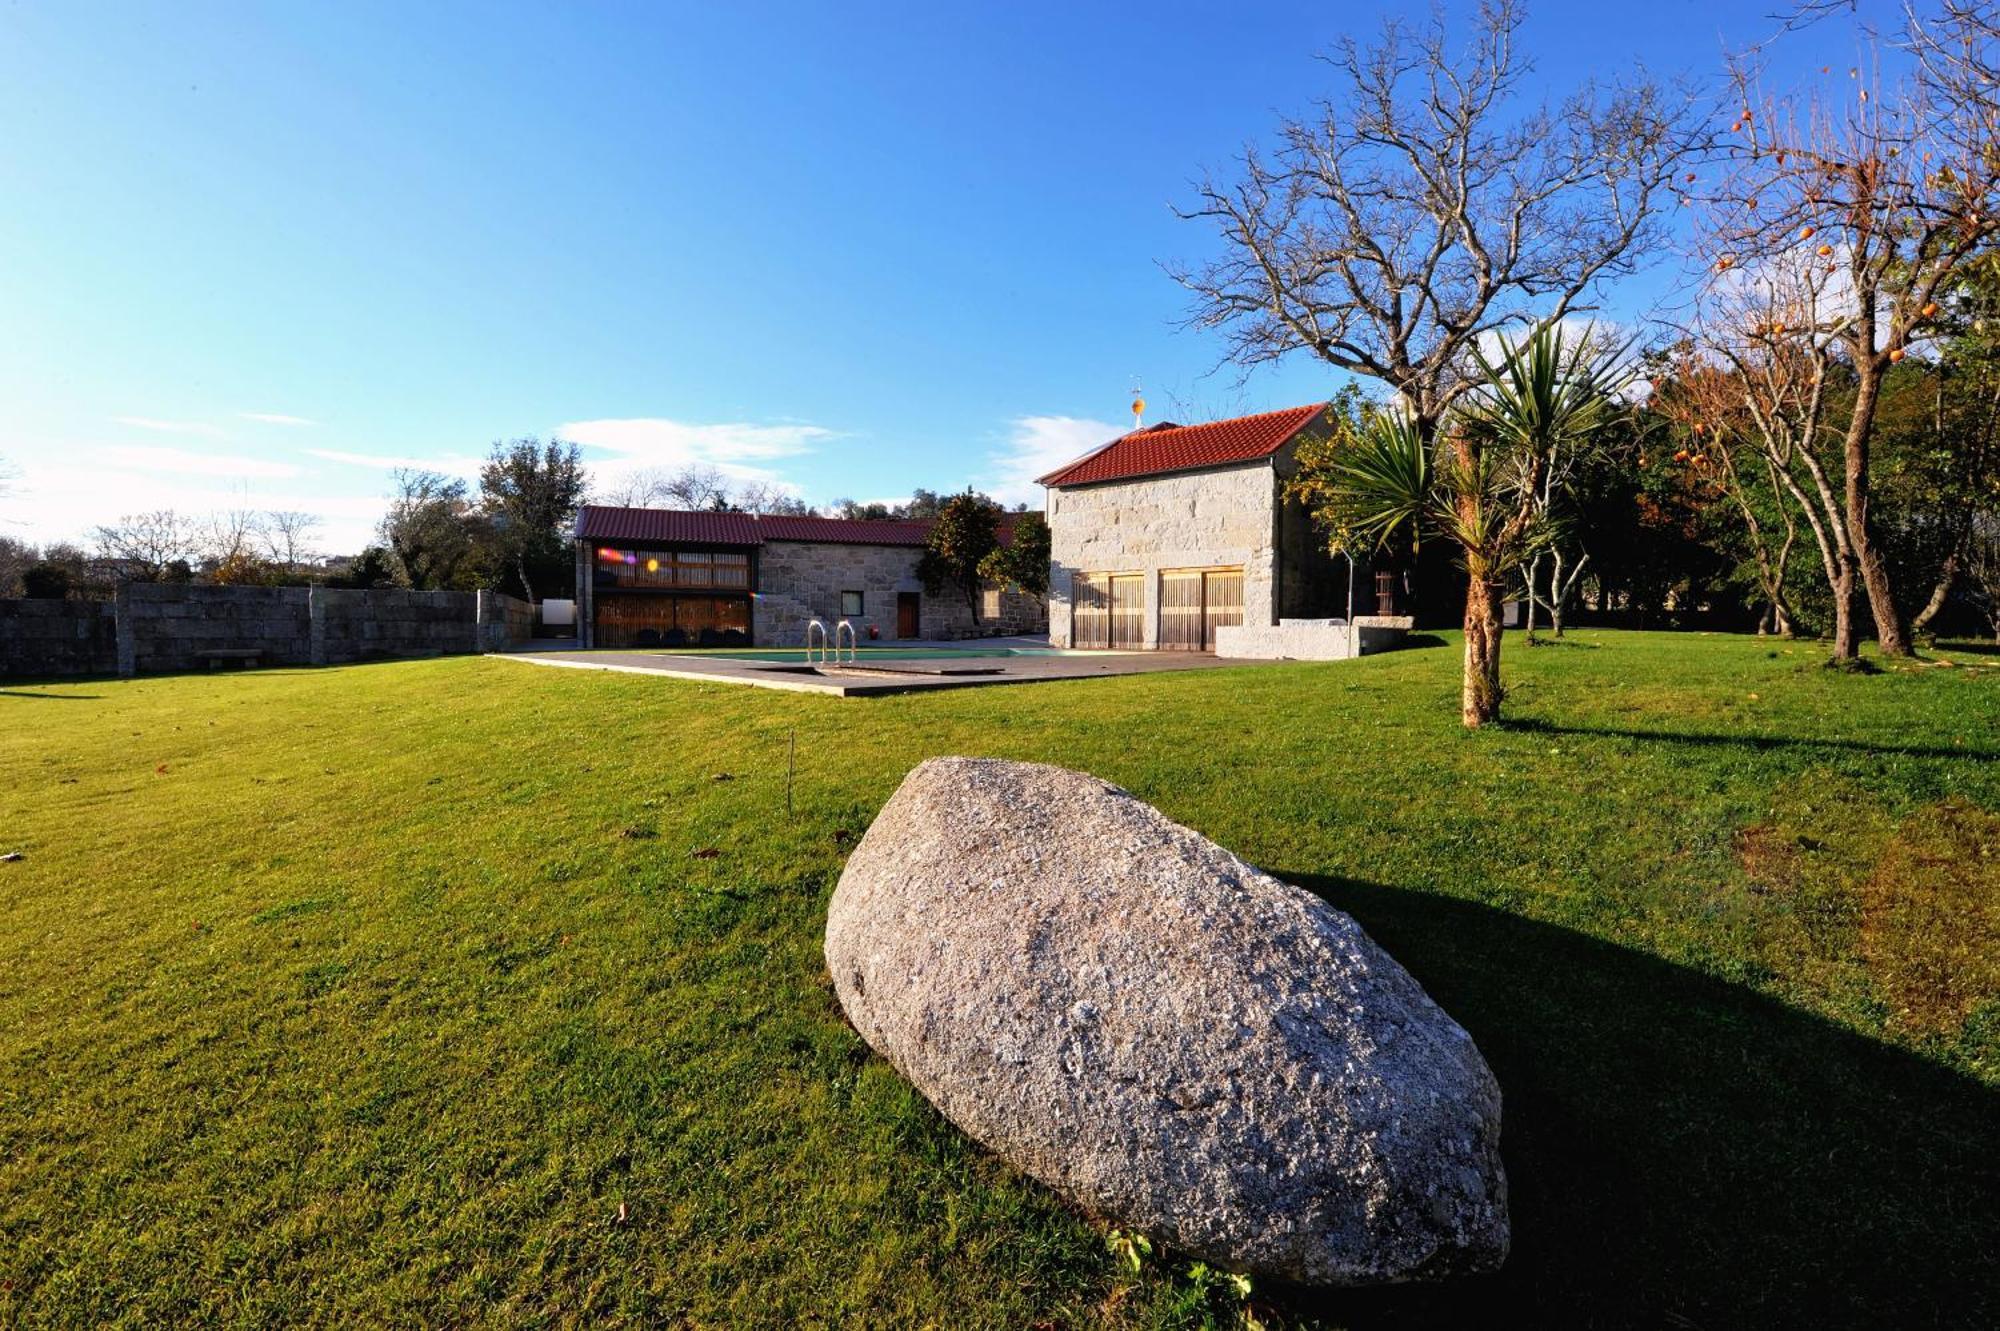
1039 403 1384 650
573 507 1045 648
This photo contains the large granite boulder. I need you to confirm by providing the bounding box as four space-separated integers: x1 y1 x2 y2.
824 757 1508 1285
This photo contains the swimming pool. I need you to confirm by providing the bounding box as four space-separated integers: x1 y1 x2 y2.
647 646 1072 662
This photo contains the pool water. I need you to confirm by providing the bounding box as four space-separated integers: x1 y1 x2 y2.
650 646 1069 662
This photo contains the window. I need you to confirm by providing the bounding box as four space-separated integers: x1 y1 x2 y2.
595 547 752 590
840 590 864 617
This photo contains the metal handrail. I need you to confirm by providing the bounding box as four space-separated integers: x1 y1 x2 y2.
805 618 828 665
833 619 857 664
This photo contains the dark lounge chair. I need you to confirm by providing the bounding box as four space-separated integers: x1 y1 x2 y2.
697 628 722 647
661 628 688 648
634 628 661 647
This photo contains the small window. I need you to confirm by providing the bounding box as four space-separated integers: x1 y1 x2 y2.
840 590 863 617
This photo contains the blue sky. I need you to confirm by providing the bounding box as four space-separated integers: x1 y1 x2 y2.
0 1 1888 553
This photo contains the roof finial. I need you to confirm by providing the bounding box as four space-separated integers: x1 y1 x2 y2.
1131 380 1146 429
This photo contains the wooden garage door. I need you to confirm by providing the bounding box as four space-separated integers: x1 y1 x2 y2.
1158 568 1243 651
1072 572 1110 649
1202 569 1244 647
1160 571 1204 650
1109 575 1144 648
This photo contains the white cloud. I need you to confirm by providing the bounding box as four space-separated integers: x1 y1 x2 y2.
558 416 834 464
559 415 836 507
239 411 319 426
306 447 485 476
112 416 227 438
102 445 301 479
0 451 386 554
975 414 1123 508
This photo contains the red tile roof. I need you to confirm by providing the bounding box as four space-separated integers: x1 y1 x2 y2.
576 506 1027 548
1035 402 1328 487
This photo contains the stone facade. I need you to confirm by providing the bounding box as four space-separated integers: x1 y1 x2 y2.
1046 430 1352 649
754 541 1044 646
0 585 533 679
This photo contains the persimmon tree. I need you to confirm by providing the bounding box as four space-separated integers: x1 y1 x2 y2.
1698 21 2000 657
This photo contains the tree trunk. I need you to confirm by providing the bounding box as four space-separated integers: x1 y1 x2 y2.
1843 370 1909 656
1462 575 1504 728
515 555 536 607
1831 565 1859 662
1908 551 1960 638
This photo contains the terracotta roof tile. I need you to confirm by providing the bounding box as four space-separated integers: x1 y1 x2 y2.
1035 402 1328 487
576 507 1030 548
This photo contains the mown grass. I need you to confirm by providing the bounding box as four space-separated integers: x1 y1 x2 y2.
1 631 1995 1328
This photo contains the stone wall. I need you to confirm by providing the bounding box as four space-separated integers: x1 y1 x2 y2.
1212 615 1413 661
1047 461 1281 649
0 599 118 677
0 585 533 679
754 541 1045 646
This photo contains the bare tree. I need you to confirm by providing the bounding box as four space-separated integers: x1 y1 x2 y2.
596 467 675 509
1171 0 1692 438
732 480 814 516
202 506 265 581
92 510 197 581
260 510 322 574
1704 26 2000 656
596 463 736 511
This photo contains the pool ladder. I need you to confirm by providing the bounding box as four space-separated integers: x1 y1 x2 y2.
805 618 857 666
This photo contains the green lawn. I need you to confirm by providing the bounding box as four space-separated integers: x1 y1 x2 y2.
2 631 1996 1329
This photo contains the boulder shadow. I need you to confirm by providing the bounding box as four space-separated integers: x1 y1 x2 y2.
1502 715 1997 764
1261 873 2000 1329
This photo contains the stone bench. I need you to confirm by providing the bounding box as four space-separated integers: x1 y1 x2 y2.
196 648 265 670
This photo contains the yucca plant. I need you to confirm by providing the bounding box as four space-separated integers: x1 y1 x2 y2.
1293 322 1632 727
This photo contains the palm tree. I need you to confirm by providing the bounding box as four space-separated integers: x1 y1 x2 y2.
1300 322 1631 728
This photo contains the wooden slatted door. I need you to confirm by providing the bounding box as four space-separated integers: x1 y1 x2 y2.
1159 571 1204 650
1071 572 1110 649
1202 569 1244 648
1109 575 1145 648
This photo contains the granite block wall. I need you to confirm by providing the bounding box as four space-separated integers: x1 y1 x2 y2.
0 586 535 678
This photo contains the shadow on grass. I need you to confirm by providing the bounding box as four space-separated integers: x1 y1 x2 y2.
1933 639 2000 657
1264 874 2000 1328
1501 715 1997 763
0 689 104 699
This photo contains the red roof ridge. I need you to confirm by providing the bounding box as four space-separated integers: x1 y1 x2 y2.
576 504 1031 548
1035 402 1329 488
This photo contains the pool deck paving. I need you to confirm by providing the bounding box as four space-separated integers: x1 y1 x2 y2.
499 639 1274 696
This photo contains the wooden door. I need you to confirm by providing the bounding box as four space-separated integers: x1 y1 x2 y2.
1071 572 1109 648
896 592 921 639
1109 575 1145 648
1202 569 1244 648
1159 571 1203 650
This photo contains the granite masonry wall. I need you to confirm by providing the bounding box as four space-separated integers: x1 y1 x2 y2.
1047 460 1281 649
0 585 533 679
0 598 119 678
754 541 1045 646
